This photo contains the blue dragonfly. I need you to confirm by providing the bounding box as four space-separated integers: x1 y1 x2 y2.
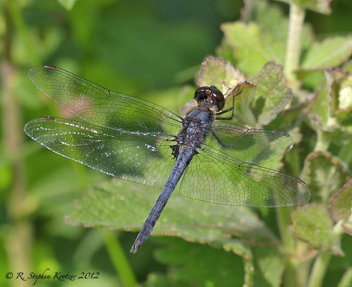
24 65 310 253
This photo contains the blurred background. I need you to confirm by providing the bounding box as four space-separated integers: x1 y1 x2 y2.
1 0 352 286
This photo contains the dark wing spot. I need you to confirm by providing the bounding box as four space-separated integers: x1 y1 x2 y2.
43 65 57 70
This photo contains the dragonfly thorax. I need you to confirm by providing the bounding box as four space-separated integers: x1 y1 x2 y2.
172 108 214 158
194 86 225 112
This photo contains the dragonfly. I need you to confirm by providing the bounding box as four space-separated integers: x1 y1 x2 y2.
24 65 310 253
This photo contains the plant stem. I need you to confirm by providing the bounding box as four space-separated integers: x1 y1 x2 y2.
338 267 352 287
314 130 330 152
101 229 137 287
7 0 40 65
277 206 299 287
307 252 331 287
277 207 295 253
284 3 305 85
277 4 307 286
2 3 33 287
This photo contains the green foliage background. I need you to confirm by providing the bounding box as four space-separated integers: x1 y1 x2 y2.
1 0 352 286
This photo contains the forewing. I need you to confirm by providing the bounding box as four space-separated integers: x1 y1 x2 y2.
179 146 310 207
24 117 176 188
209 121 293 164
28 66 181 136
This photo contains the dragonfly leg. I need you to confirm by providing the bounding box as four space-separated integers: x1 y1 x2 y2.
215 89 242 120
211 130 230 148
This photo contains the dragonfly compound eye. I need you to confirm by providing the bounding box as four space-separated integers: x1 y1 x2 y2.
209 86 225 111
194 86 225 111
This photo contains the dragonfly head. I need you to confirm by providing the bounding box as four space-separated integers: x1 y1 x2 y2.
194 86 225 112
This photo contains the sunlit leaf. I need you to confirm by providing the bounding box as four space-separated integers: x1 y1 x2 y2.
57 0 77 10
291 204 344 256
65 180 277 245
309 74 330 124
253 2 314 50
197 56 246 94
154 237 247 286
328 179 352 235
302 36 352 70
221 22 285 77
253 246 285 287
301 152 349 204
250 62 292 125
277 0 332 14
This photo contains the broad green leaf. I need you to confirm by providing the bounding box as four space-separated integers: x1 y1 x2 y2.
321 127 352 147
216 38 237 67
309 69 351 123
221 240 254 287
253 1 314 50
253 246 285 287
250 62 292 125
343 60 352 73
197 56 246 94
338 74 352 110
275 99 309 129
66 180 278 245
58 0 77 10
301 152 349 204
296 69 325 90
291 204 344 256
328 179 352 235
308 69 352 142
234 61 293 127
146 273 169 287
221 22 285 77
309 74 330 124
277 0 332 14
154 237 246 286
325 69 349 116
335 72 352 126
301 36 352 70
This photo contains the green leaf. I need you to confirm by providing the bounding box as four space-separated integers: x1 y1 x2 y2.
291 204 344 256
301 36 352 70
253 1 314 50
309 68 351 123
309 73 330 124
250 62 293 125
343 60 352 74
221 240 254 286
301 152 349 204
153 237 247 286
328 179 352 235
221 22 286 77
252 246 285 287
197 56 246 94
277 0 332 14
216 38 237 67
57 0 77 10
338 74 352 110
66 180 278 245
146 273 169 287
307 69 352 144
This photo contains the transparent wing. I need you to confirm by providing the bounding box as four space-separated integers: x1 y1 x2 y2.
209 121 293 164
24 117 176 188
179 146 310 207
28 66 181 136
